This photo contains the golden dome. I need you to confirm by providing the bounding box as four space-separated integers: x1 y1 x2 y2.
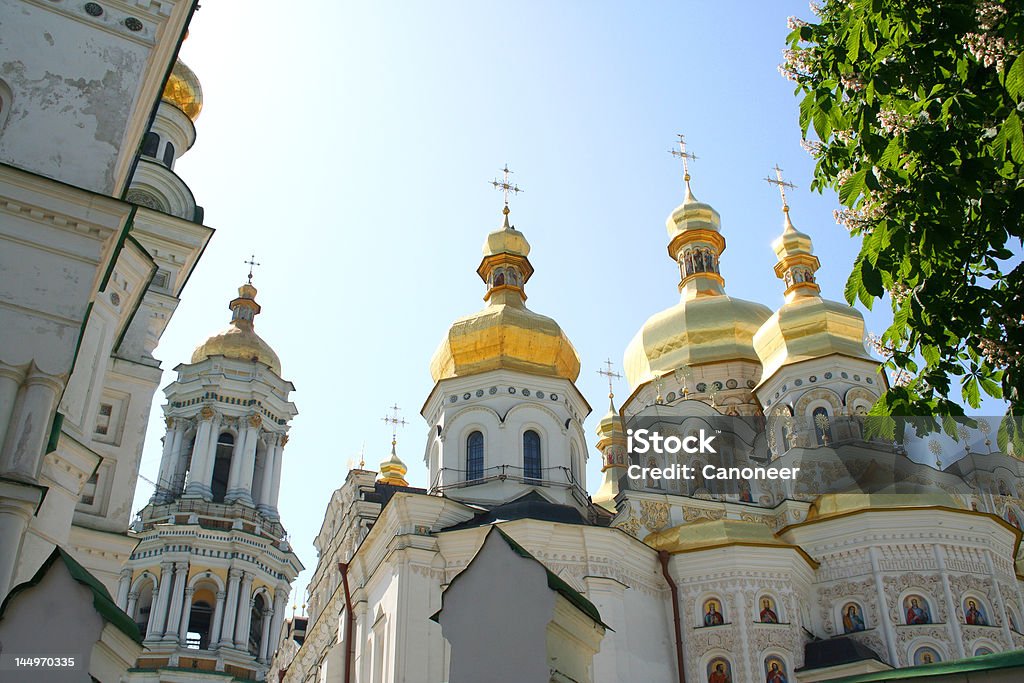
191 283 281 374
624 295 772 387
430 292 581 382
431 208 580 383
666 182 721 243
162 60 202 122
753 208 874 384
754 296 873 383
378 441 409 487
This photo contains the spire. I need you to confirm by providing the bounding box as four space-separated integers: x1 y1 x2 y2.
379 404 409 486
669 133 699 203
597 358 623 415
479 164 534 305
765 166 821 300
593 359 627 510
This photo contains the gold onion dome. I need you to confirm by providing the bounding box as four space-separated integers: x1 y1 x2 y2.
430 207 581 383
378 441 409 487
191 282 282 374
162 60 203 121
624 177 771 388
753 208 873 385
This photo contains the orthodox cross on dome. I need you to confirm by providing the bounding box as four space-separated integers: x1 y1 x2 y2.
382 403 408 446
597 358 623 399
765 164 797 211
243 254 261 284
669 133 698 181
491 164 523 213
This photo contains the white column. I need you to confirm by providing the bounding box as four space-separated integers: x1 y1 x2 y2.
197 413 223 498
935 546 966 658
154 419 182 501
0 363 25 460
258 609 274 662
150 562 174 637
219 568 242 648
269 588 289 656
184 413 214 497
116 568 132 609
164 562 189 640
269 436 286 513
126 591 139 622
234 573 255 650
178 587 195 644
227 418 259 505
210 590 226 649
0 367 63 482
257 436 280 515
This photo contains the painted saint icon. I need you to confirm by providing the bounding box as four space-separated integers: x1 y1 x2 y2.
703 598 725 626
913 646 941 665
707 657 731 683
764 657 788 683
739 480 753 503
904 595 932 625
964 598 989 626
759 597 779 623
842 602 866 633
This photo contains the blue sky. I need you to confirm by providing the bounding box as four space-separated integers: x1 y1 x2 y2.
134 0 1008 607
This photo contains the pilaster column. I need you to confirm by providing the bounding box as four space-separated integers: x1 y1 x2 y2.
150 561 174 638
210 590 226 649
934 545 966 658
258 608 274 662
146 589 162 638
0 365 63 482
227 416 259 505
233 573 255 649
257 435 280 515
116 568 132 609
0 362 25 458
164 561 189 640
0 480 42 601
219 568 242 648
184 409 215 497
126 591 139 622
868 547 899 665
178 587 195 644
269 588 289 656
983 549 1015 647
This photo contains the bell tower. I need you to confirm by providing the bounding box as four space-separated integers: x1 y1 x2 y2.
118 277 302 681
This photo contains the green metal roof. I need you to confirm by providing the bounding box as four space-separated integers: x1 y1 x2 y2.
0 546 142 643
830 649 1024 682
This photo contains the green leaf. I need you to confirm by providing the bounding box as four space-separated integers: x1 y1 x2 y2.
1002 111 1024 164
980 376 1003 398
839 169 867 205
962 376 980 408
1007 53 1024 102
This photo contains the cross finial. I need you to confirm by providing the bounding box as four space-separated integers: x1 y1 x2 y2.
669 134 698 181
764 164 797 212
243 254 261 284
382 403 408 445
596 358 623 399
491 164 523 215
358 441 365 469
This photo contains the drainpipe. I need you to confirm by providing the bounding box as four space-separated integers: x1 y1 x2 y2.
658 550 686 683
339 562 355 683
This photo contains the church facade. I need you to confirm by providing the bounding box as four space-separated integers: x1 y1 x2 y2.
271 167 1024 683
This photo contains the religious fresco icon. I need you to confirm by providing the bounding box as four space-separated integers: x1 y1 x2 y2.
759 596 779 623
904 595 932 625
764 656 788 683
841 601 866 633
703 598 725 626
964 598 989 626
913 646 941 665
707 657 732 683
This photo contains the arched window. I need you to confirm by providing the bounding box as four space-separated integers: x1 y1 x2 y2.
210 432 235 502
133 580 155 638
467 431 484 482
570 443 580 485
248 593 268 656
141 131 159 157
523 430 541 482
162 141 175 168
186 600 213 649
813 407 833 445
